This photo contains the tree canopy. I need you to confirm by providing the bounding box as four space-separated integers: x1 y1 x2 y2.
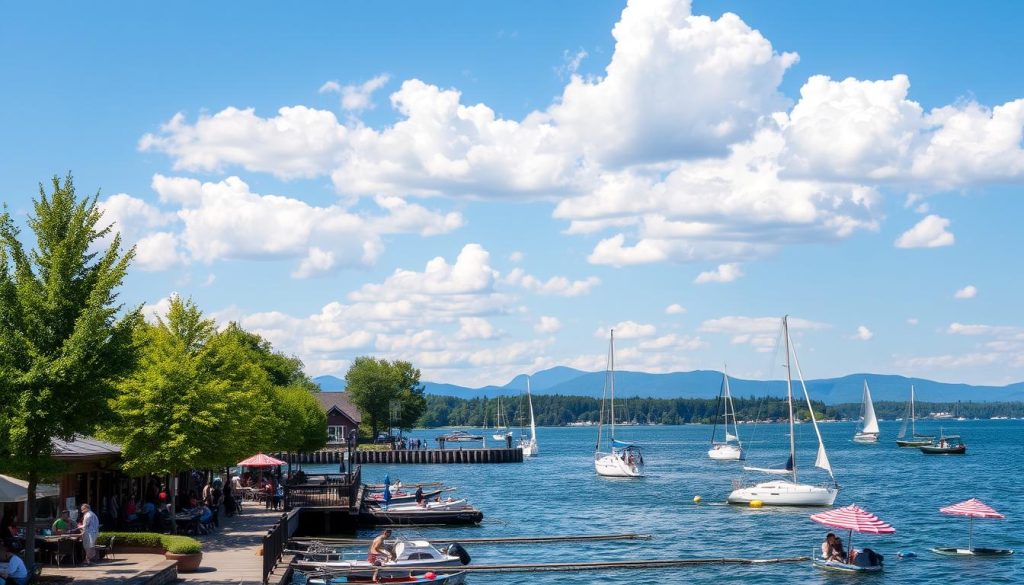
344 357 426 438
0 173 141 569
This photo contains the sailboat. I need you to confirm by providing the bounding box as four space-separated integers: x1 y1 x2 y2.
708 368 744 460
518 377 539 457
594 329 644 478
896 386 933 447
491 396 511 442
853 381 880 443
727 316 838 506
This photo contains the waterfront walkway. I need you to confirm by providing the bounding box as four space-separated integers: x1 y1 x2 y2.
41 505 282 584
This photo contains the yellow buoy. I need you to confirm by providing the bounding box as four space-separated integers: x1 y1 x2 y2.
693 495 702 504
749 500 763 508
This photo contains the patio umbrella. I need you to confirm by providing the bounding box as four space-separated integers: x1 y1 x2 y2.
938 498 1008 554
0 474 59 503
810 504 895 564
237 453 286 467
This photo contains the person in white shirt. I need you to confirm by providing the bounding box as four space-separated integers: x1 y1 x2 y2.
78 503 100 565
0 542 29 585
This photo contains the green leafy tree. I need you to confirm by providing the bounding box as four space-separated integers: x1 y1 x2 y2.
344 357 426 438
275 386 328 453
0 174 141 569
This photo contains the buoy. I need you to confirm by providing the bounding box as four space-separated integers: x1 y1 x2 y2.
424 572 437 579
693 495 702 504
897 551 916 559
749 500 763 508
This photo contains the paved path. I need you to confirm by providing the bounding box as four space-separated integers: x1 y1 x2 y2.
40 503 283 584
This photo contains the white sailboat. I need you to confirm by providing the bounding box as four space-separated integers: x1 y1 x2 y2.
594 329 644 478
853 381 880 443
518 377 539 457
708 367 744 460
728 316 838 506
896 385 933 447
491 395 511 442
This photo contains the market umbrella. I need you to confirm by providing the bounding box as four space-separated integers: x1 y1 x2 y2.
0 474 59 503
811 504 895 565
936 498 1012 555
237 453 286 467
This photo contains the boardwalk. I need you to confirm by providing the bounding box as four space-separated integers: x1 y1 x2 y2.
40 505 281 584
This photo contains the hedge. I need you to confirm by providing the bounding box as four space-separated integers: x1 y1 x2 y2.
98 532 202 555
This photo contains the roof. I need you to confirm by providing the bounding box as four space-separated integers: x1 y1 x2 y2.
316 392 362 424
51 435 121 459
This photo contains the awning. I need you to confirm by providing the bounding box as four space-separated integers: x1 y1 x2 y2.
810 504 895 534
0 474 60 503
237 453 286 467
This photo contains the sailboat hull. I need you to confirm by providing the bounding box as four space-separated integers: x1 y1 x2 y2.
895 438 932 447
708 443 744 460
519 439 538 457
727 480 837 506
852 432 879 443
594 452 644 477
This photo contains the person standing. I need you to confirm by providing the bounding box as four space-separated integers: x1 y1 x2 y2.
79 503 100 565
367 529 392 565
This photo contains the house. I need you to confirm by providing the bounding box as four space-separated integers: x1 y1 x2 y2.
316 392 362 445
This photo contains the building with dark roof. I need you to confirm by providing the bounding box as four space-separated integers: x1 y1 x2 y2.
316 392 362 445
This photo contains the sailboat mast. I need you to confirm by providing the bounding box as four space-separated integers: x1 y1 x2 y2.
784 316 798 483
610 329 616 442
910 385 916 435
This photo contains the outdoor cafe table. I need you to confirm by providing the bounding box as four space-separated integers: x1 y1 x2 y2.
174 512 201 535
37 534 83 565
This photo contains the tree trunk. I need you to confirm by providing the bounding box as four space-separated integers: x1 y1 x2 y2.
168 473 177 533
24 471 38 573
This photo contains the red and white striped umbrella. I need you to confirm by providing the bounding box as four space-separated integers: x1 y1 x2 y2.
810 504 896 534
940 498 1005 519
237 452 286 467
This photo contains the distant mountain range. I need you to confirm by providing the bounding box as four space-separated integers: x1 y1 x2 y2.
313 367 1024 404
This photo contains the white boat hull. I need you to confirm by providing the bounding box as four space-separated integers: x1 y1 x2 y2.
594 452 644 477
708 444 744 460
853 432 879 443
520 439 538 457
727 480 837 506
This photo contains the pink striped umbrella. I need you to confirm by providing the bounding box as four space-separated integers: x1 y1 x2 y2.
237 452 286 467
939 498 1005 552
811 504 896 534
940 498 1005 519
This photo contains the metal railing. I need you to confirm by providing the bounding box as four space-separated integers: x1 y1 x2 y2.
283 466 360 510
262 508 298 584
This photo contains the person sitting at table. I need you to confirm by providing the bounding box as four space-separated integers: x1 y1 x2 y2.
3 519 18 539
51 510 73 535
124 497 139 523
0 543 29 585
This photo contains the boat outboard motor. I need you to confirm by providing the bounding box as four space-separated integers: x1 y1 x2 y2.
444 543 471 565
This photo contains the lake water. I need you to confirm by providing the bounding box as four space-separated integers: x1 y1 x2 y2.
302 419 1023 584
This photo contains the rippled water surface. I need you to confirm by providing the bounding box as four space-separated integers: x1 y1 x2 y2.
303 419 1023 584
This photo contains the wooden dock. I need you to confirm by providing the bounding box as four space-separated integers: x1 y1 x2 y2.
353 447 523 464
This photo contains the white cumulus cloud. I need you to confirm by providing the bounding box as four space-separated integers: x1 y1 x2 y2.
504 268 600 296
534 316 562 334
895 215 954 248
665 303 686 315
594 320 657 339
954 285 978 299
694 263 743 284
853 325 873 341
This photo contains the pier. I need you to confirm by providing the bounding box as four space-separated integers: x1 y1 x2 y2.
276 446 523 465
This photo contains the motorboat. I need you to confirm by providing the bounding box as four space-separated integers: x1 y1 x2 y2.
919 434 966 455
371 498 474 512
435 431 483 443
366 489 444 505
294 539 470 574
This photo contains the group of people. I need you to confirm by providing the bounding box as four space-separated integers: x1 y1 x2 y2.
821 533 884 568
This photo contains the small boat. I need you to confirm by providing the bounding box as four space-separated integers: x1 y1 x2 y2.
518 377 539 457
919 434 966 454
896 386 933 447
372 498 474 512
295 540 470 573
435 431 483 443
728 316 838 506
708 367 744 460
491 396 511 442
594 329 645 478
852 381 880 443
931 498 1014 556
810 504 893 573
366 489 445 505
302 570 468 585
367 507 484 526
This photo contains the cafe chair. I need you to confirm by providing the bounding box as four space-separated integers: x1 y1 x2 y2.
53 537 77 568
94 535 115 561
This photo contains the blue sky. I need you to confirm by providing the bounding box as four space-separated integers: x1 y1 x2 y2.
3 1 1023 387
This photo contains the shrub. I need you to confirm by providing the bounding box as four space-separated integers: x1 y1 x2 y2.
98 532 202 554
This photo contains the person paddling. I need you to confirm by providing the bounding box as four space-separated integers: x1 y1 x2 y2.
367 529 393 565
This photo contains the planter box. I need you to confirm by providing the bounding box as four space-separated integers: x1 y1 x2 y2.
165 552 203 572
